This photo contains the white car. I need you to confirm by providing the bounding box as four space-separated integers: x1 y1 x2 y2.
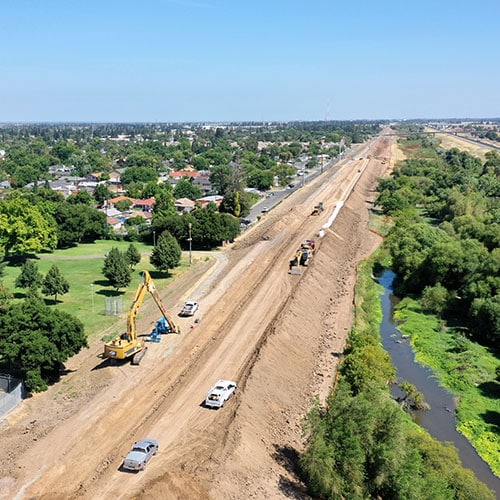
179 300 199 317
122 438 158 471
205 379 237 409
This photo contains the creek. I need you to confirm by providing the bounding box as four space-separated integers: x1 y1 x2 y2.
378 270 500 495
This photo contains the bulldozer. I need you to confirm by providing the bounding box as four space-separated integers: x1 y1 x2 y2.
311 201 324 216
103 270 180 364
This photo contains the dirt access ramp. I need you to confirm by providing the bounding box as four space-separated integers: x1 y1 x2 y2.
1 135 393 500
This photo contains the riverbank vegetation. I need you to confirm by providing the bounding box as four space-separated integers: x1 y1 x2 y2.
374 133 499 475
300 257 495 499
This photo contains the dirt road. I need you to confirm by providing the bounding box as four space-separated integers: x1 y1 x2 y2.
0 135 393 500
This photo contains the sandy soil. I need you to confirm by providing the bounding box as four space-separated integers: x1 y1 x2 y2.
0 135 393 500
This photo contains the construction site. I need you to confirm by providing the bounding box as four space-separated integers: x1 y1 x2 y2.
0 134 394 499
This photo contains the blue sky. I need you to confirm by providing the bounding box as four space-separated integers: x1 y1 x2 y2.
1 0 499 122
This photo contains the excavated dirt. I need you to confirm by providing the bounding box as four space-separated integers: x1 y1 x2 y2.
0 134 393 500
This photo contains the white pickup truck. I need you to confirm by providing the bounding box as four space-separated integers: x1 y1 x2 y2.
179 300 199 317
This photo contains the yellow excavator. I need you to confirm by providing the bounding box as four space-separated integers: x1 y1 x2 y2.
103 270 180 365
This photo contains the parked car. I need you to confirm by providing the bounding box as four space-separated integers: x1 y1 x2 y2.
179 300 199 316
261 206 269 213
123 438 158 471
205 380 237 409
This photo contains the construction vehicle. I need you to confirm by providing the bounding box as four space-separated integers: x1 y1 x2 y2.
145 317 169 343
288 239 316 274
311 201 324 216
104 270 180 364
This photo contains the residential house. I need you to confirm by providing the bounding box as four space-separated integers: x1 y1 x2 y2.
174 198 196 213
168 170 201 188
105 196 155 213
196 195 223 209
106 216 125 234
191 171 212 194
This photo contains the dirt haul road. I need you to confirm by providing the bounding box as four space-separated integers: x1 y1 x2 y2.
0 135 393 500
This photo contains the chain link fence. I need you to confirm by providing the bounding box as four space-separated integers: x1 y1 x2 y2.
104 296 124 316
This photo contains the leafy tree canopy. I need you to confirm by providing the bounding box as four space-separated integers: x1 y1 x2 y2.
42 264 70 302
125 243 141 269
15 259 44 290
0 296 87 392
150 230 181 273
173 178 203 200
0 192 57 256
102 247 132 291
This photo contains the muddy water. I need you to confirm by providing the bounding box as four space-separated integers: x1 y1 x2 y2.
378 270 500 495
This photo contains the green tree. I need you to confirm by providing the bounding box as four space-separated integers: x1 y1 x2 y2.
51 141 77 163
173 178 203 200
421 283 449 315
0 193 57 256
125 243 141 269
102 247 132 291
66 190 94 205
219 190 242 217
341 344 396 394
399 381 429 410
125 152 161 170
0 284 12 311
152 187 175 216
150 231 181 273
121 166 158 185
470 295 500 345
246 169 274 190
115 199 133 212
53 202 108 248
15 259 44 291
11 165 40 188
42 265 70 302
93 184 113 205
209 164 233 194
0 296 87 392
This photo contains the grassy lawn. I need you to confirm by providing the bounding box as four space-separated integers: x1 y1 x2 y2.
2 240 191 341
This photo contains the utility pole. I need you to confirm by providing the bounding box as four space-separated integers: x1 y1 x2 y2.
188 223 192 266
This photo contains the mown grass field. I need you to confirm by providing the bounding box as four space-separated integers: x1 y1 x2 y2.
2 240 192 341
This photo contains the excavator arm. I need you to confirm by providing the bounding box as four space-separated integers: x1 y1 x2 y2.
104 270 180 363
143 271 181 334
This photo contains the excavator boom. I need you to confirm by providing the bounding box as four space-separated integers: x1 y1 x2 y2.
103 270 180 363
